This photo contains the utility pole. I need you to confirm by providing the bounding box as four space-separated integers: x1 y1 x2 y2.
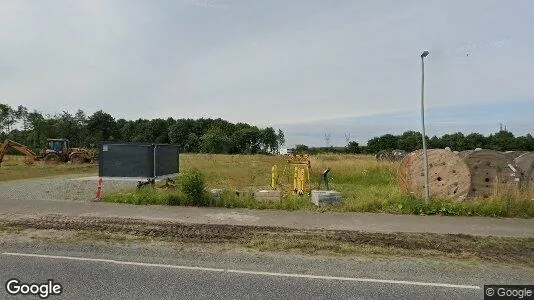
421 50 430 203
324 132 331 148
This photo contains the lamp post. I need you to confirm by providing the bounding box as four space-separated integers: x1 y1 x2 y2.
420 50 430 202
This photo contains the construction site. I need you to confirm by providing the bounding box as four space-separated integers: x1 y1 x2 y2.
0 138 94 165
1 1 534 298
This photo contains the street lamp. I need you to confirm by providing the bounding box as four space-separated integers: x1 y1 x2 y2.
420 50 430 202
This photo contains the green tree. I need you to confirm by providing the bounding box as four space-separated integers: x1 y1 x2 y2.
465 133 486 150
428 136 442 148
295 144 309 153
0 104 16 134
260 127 279 154
440 132 467 151
199 126 232 154
488 131 517 151
366 134 399 153
277 129 285 150
169 119 195 151
346 141 361 154
231 126 261 154
397 131 423 152
516 134 534 151
87 110 117 146
149 118 169 143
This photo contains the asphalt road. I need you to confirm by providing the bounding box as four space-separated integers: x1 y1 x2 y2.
1 238 532 300
0 254 480 300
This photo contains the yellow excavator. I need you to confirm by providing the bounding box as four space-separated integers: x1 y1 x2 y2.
0 139 39 165
0 138 94 166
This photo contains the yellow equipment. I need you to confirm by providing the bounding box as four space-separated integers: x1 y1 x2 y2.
0 138 94 166
0 139 39 166
271 154 311 196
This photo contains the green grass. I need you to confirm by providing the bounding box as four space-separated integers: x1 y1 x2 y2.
100 153 534 218
0 155 97 181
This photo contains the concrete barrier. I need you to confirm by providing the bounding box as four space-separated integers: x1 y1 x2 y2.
254 190 281 202
311 190 343 206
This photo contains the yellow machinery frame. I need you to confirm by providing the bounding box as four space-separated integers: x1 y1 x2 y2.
271 154 311 196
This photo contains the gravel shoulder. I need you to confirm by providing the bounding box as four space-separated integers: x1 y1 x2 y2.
0 174 138 202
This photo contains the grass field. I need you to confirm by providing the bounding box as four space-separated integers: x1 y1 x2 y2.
0 155 97 181
2 154 532 217
106 154 534 218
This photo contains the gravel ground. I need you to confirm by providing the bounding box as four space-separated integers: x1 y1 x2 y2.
0 175 138 202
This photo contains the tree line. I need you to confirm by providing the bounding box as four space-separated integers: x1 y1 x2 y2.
364 130 534 153
3 103 533 155
294 131 534 155
0 103 285 154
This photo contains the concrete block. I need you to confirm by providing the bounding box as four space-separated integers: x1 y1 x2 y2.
311 190 343 206
254 189 281 202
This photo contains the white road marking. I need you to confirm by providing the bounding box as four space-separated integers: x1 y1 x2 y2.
2 252 481 290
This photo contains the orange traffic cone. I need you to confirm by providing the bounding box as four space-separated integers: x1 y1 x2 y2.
94 177 103 201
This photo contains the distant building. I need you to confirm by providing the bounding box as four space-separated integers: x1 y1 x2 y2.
280 148 295 155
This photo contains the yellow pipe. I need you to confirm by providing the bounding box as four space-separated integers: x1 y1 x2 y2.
293 167 299 194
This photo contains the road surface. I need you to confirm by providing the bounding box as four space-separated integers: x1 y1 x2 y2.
1 237 533 300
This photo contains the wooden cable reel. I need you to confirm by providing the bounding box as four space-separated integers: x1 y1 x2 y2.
462 150 520 199
397 149 471 200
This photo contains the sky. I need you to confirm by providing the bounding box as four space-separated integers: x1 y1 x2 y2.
1 0 533 133
280 100 534 147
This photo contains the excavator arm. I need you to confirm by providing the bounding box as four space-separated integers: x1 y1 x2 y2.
0 140 39 166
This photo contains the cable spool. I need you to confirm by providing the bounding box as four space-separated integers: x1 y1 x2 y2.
397 151 415 193
512 152 534 175
462 150 520 199
376 150 390 161
398 149 471 200
458 150 475 158
514 152 534 192
391 149 407 162
504 151 529 161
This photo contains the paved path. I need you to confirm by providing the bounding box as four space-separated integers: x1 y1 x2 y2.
1 197 533 237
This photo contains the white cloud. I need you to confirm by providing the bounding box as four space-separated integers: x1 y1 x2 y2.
0 0 532 124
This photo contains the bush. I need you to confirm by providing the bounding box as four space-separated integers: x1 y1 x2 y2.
181 169 210 206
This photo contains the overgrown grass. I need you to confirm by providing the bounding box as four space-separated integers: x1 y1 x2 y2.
0 155 97 181
103 153 534 218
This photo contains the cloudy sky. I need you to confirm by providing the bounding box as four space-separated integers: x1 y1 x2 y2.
1 0 532 128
